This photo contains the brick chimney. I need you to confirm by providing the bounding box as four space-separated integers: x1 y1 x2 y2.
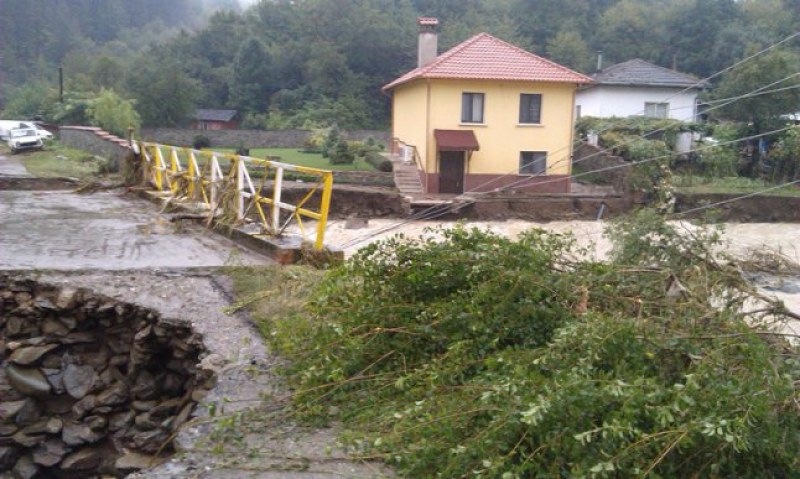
417 17 439 68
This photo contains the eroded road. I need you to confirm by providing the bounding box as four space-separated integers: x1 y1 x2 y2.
0 154 392 478
0 189 269 270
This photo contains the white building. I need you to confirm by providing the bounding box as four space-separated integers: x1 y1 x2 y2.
576 59 707 122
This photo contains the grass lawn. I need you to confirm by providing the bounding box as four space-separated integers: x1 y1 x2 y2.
12 142 111 179
674 175 800 197
213 147 376 171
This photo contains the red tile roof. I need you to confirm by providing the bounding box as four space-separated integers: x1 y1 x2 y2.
383 33 592 91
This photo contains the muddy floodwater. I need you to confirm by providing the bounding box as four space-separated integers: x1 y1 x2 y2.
322 219 800 261
319 218 800 339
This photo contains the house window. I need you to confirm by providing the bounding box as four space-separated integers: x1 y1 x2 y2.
461 92 485 123
644 102 669 119
520 151 547 175
519 94 542 124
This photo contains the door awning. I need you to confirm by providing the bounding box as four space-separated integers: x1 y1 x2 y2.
434 129 480 151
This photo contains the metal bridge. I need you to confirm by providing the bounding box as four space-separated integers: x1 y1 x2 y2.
135 141 333 251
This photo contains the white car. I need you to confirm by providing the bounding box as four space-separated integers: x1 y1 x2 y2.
7 128 43 153
18 122 54 140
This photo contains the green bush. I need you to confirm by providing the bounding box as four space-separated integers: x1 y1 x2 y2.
302 128 329 153
696 144 739 178
86 88 141 137
321 127 341 159
235 144 250 156
364 151 392 172
769 128 800 182
328 137 355 164
266 218 800 478
192 134 211 150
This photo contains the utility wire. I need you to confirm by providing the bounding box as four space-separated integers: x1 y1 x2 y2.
387 31 800 229
337 81 800 252
334 32 800 250
336 125 797 250
671 179 800 217
465 31 800 192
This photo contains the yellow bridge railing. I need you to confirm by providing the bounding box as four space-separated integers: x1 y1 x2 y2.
135 141 334 251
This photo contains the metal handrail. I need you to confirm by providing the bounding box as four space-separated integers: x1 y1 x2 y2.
137 142 334 250
392 137 427 193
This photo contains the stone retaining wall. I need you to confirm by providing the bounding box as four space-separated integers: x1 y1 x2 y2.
332 171 394 187
572 142 629 194
140 128 390 149
58 127 131 173
0 275 213 478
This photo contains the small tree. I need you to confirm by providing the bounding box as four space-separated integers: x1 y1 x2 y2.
321 127 342 159
329 138 355 165
86 88 141 137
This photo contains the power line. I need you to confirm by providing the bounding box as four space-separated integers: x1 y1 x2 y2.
410 33 800 212
336 125 797 250
334 32 800 251
671 179 800 217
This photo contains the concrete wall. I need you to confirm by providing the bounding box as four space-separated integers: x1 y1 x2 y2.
140 128 390 148
576 85 699 122
59 126 131 172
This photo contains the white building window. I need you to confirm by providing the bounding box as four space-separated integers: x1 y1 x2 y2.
461 92 485 123
520 151 547 175
644 102 669 119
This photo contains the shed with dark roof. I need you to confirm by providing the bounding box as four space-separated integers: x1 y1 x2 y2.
193 109 240 130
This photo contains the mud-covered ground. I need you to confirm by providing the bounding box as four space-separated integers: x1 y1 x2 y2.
0 153 392 478
32 269 391 479
3 151 798 478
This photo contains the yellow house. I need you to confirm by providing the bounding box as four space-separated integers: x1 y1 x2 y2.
383 18 592 194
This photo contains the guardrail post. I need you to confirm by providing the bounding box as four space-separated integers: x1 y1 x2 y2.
236 157 245 221
154 146 164 191
210 155 219 209
187 151 196 198
169 148 180 194
315 171 334 250
139 142 149 185
271 167 283 234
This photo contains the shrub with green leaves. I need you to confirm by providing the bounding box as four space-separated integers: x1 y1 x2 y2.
265 216 799 478
769 128 800 182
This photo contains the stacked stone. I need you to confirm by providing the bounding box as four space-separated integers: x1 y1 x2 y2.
0 276 212 478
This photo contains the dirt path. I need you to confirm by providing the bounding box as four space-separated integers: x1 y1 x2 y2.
0 153 32 176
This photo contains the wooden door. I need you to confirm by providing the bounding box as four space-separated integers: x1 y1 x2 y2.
439 151 465 194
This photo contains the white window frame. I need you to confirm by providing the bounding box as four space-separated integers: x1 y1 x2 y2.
519 93 543 124
644 102 669 119
519 151 547 175
461 92 485 123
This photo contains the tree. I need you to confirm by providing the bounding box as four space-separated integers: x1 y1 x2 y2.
1 81 58 119
596 0 666 65
86 88 141 136
660 0 739 76
230 37 276 112
713 48 800 131
546 29 592 73
126 55 199 127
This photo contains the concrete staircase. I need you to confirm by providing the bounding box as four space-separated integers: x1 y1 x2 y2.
387 154 425 194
